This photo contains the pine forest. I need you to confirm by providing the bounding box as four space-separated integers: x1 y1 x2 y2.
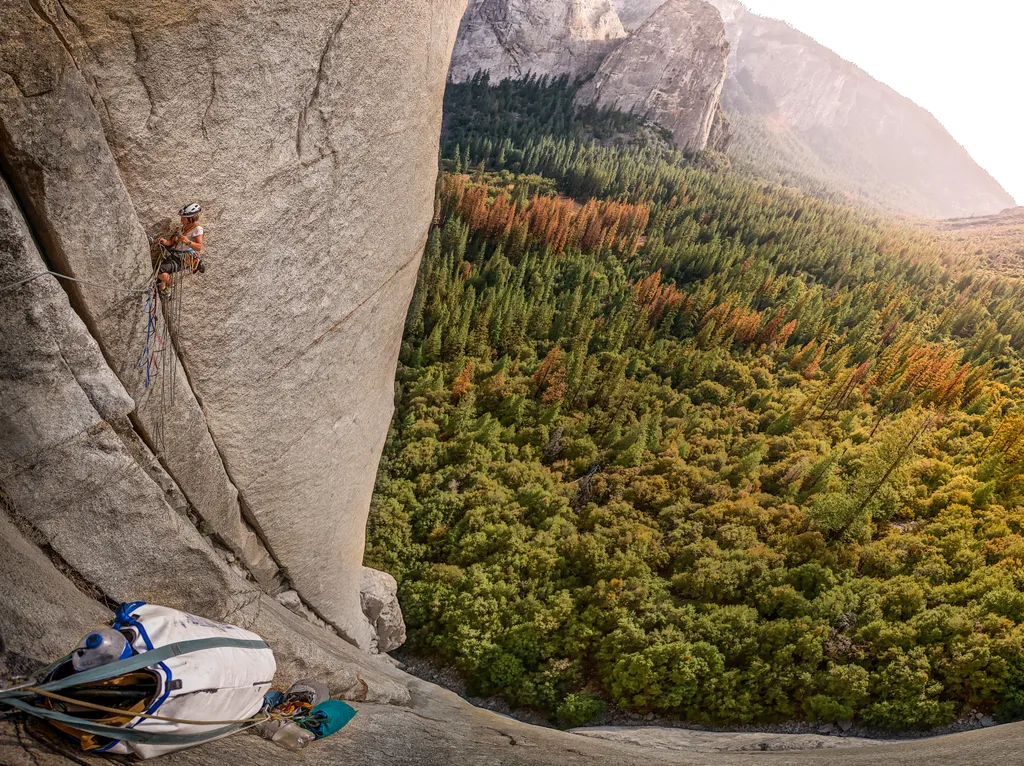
365 76 1024 731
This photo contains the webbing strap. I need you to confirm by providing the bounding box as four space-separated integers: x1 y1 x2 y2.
1 698 245 745
0 637 269 698
44 637 268 692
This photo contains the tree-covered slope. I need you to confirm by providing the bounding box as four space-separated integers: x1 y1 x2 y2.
367 78 1024 731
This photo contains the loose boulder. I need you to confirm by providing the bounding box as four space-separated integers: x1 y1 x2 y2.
360 567 407 653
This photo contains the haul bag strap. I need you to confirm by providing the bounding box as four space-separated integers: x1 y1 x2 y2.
1 697 245 745
36 637 269 693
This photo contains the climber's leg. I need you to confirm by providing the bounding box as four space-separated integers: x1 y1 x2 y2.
157 254 182 291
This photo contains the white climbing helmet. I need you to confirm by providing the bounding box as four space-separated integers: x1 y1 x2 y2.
179 202 202 217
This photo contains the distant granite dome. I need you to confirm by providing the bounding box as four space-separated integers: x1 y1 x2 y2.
576 0 729 153
449 0 628 83
450 0 729 153
613 0 672 30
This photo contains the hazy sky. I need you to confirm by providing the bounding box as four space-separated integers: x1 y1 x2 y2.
740 0 1022 207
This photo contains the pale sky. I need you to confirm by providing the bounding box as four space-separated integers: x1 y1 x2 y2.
740 0 1022 207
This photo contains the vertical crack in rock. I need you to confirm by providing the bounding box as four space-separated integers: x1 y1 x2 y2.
128 28 157 128
201 65 218 140
26 0 76 69
0 158 277 604
296 1 354 161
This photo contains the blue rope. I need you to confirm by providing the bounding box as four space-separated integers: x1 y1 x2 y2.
136 288 160 390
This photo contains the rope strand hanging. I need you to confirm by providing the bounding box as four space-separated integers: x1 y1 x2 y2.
0 269 153 296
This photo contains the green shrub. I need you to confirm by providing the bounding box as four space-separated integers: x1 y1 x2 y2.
555 693 606 728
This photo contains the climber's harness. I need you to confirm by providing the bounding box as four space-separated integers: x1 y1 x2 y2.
158 248 205 275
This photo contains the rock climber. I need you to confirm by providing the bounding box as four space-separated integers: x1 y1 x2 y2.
155 202 205 291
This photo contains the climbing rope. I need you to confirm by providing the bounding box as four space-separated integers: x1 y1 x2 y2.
170 255 184 408
0 269 151 296
136 286 166 392
0 236 205 455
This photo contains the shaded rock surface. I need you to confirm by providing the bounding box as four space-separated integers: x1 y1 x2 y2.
449 0 627 83
0 509 113 681
613 0 672 30
707 102 733 152
0 0 466 649
576 0 728 152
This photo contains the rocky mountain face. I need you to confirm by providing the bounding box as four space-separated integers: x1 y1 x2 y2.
708 0 1015 218
613 0 673 31
450 0 728 153
0 0 466 656
616 0 1015 217
576 0 728 153
449 0 628 83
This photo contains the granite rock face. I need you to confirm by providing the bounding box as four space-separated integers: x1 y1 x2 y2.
449 0 627 82
0 0 465 649
576 0 729 153
0 174 256 621
612 0 670 30
0 5 280 591
450 0 729 154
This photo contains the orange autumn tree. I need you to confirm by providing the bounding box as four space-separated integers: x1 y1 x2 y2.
633 270 684 325
452 361 473 399
533 347 567 404
438 173 649 257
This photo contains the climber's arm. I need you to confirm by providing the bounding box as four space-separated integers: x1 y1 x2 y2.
176 232 204 251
